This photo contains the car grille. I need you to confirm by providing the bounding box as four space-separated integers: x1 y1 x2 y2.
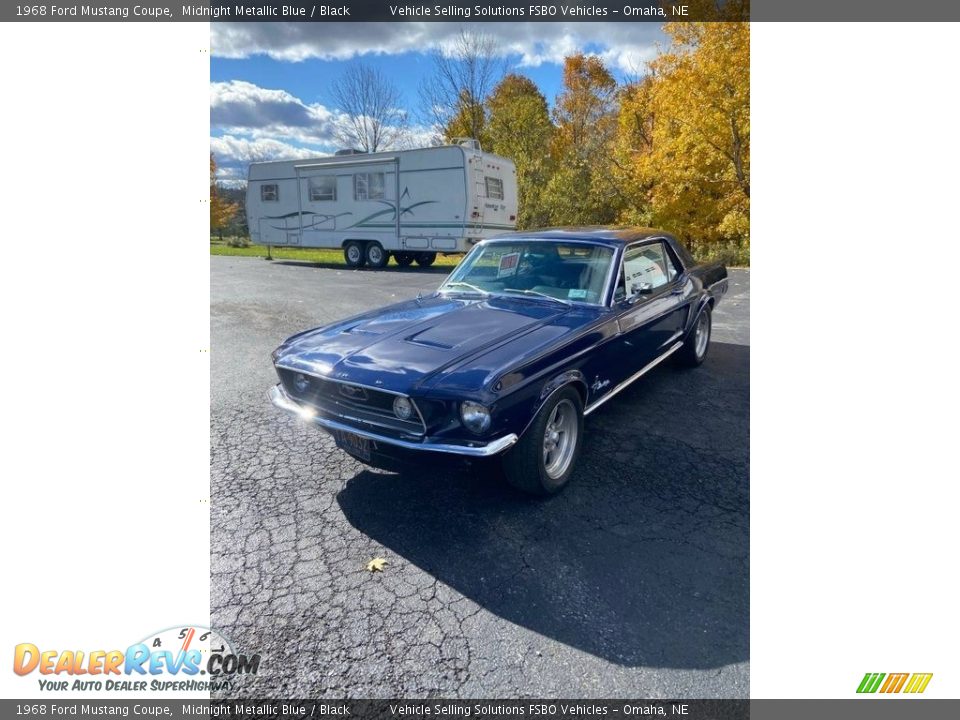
277 367 425 437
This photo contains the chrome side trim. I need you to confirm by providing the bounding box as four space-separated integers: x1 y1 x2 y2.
583 341 683 416
269 385 518 458
659 329 684 348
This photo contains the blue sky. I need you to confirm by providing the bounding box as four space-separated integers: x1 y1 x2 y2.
211 22 666 186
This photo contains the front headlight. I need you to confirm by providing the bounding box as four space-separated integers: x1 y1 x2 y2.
393 396 414 421
293 373 311 394
460 401 491 434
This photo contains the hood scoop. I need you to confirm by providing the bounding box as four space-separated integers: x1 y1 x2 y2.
404 329 457 350
343 325 381 336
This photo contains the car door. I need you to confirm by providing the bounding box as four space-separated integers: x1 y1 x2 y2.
611 240 687 379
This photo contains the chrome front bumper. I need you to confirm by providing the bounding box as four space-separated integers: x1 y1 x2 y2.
268 384 518 458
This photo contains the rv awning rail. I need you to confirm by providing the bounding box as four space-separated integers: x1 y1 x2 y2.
294 157 398 170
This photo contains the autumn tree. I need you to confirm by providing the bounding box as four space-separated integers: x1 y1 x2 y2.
486 74 554 228
210 153 239 241
331 63 409 152
542 54 621 226
611 76 656 226
420 30 505 145
618 21 750 262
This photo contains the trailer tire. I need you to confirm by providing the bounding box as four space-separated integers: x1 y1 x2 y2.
416 252 437 267
365 242 389 269
394 253 415 268
344 241 366 268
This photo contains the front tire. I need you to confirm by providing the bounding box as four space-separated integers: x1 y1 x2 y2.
501 386 583 496
344 241 366 268
416 252 437 267
677 304 712 367
365 242 389 269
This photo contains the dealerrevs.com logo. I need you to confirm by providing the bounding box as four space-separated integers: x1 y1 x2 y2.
13 626 260 693
857 672 933 694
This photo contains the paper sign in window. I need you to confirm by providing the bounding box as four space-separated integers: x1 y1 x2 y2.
498 252 520 278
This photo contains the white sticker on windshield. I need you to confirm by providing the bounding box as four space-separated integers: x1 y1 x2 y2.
567 289 588 300
497 252 520 278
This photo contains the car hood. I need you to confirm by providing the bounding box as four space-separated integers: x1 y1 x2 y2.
273 294 584 395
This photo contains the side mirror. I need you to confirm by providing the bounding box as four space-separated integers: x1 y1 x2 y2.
629 282 654 298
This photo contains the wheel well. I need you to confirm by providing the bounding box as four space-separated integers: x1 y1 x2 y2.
520 378 588 439
342 239 367 249
569 380 588 406
542 378 587 409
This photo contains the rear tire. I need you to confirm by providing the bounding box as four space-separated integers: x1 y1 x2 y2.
677 304 712 367
344 241 365 268
365 242 389 269
501 386 583 496
416 252 437 267
394 252 415 268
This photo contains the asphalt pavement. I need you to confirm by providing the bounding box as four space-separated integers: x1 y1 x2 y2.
211 256 750 698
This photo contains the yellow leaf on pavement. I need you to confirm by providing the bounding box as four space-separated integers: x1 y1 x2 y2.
366 557 387 573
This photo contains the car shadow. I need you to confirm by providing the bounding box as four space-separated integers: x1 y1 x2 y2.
336 341 749 670
270 260 453 275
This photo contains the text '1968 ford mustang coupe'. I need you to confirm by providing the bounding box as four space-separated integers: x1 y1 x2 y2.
269 228 728 495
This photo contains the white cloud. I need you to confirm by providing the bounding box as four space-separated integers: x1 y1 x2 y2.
210 80 341 145
211 134 323 186
210 22 664 74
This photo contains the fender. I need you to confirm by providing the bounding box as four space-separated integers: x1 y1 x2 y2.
516 370 588 440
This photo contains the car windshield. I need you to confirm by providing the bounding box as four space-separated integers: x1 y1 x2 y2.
441 241 614 305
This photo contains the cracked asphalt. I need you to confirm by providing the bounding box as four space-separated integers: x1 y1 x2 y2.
211 256 749 698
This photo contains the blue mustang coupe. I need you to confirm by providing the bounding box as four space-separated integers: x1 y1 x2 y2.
269 228 728 495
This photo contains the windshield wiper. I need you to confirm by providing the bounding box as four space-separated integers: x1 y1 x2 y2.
501 288 572 306
441 281 489 295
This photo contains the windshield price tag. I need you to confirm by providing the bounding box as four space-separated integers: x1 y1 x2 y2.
497 252 520 278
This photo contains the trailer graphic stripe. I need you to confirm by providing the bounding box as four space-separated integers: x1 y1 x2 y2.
346 201 437 229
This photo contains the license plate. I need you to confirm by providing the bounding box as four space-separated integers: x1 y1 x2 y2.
333 429 371 462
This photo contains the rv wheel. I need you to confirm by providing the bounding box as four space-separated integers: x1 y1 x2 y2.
416 252 437 267
344 241 365 268
365 242 389 269
394 253 415 268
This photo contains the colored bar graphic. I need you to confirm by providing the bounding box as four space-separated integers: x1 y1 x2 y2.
858 672 933 694
856 672 885 693
880 673 909 693
903 673 933 694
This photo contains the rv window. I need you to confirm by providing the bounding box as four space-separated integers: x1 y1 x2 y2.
485 176 504 200
354 172 385 201
309 176 336 202
261 184 278 202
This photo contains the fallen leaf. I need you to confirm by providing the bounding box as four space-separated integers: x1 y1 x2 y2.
366 557 387 573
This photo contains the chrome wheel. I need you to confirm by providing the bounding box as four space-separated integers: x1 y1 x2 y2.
346 244 362 264
368 244 384 265
694 310 710 359
542 398 578 480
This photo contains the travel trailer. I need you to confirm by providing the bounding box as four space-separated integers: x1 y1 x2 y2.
245 139 518 268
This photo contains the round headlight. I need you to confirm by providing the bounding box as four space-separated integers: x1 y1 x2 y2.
460 401 491 434
393 396 414 421
293 373 310 394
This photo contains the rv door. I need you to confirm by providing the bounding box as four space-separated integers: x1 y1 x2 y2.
470 153 485 232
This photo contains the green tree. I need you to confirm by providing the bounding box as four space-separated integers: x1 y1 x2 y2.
442 89 491 148
543 54 621 226
486 74 554 228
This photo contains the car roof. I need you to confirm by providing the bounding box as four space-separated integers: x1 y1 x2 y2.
489 227 676 248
